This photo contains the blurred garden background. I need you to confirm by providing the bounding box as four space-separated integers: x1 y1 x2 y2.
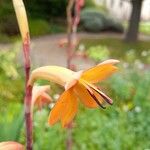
0 0 150 149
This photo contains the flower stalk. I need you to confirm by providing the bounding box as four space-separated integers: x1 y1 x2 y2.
12 0 32 149
24 85 33 150
66 0 75 69
66 0 76 149
23 36 32 150
66 0 84 149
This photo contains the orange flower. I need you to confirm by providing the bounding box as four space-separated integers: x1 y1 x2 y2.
28 59 119 127
0 141 24 150
32 85 51 110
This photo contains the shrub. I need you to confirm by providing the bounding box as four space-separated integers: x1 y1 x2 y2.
80 8 124 33
87 45 109 62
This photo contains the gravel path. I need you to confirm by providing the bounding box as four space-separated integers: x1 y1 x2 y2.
0 33 150 70
23 33 96 70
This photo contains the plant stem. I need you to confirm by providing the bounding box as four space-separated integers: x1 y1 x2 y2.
24 85 32 150
66 1 75 150
23 35 33 150
66 123 73 150
66 0 75 69
12 0 33 148
66 1 84 149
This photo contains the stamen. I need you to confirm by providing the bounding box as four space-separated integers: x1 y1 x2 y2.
89 85 113 105
87 89 106 109
97 88 113 105
81 80 113 105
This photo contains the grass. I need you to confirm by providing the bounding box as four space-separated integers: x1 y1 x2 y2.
123 21 150 35
81 37 150 64
139 22 150 35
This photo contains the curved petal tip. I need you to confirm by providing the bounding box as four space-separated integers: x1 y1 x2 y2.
98 59 120 66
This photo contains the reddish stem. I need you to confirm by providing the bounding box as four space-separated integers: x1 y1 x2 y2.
66 0 75 69
66 1 84 149
24 85 33 150
66 123 73 150
66 1 75 149
23 34 33 150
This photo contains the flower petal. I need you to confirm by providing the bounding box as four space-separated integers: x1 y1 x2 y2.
61 90 78 127
41 93 52 103
28 66 75 87
81 59 119 83
12 0 29 42
98 59 119 65
35 93 51 110
48 90 69 126
65 71 83 90
0 141 24 150
74 82 98 108
32 85 51 110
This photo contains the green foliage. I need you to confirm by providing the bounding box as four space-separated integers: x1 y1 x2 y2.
0 49 19 78
84 0 107 13
29 19 51 37
0 47 24 142
33 110 66 150
109 66 150 104
87 45 109 62
0 103 24 142
0 74 24 103
73 100 150 150
84 0 96 8
24 0 67 20
0 47 24 104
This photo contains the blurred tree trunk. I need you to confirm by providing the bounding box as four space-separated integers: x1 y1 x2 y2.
125 0 143 42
